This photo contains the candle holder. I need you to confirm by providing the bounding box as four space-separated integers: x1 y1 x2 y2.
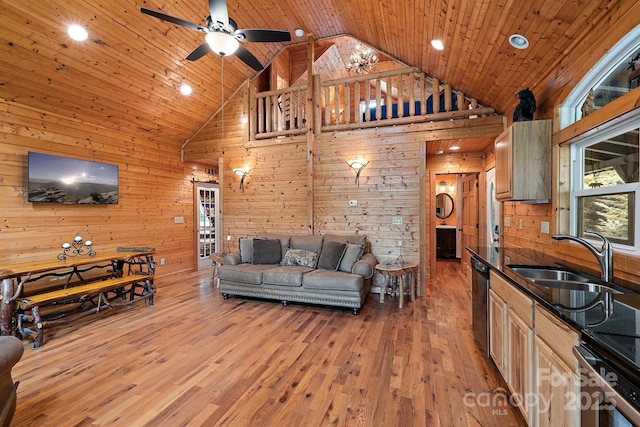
58 236 96 260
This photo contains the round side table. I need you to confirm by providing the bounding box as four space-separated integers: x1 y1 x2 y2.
375 262 419 308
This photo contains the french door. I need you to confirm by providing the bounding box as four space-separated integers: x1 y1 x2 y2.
196 183 219 270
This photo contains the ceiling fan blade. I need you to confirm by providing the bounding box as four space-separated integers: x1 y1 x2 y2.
235 45 264 71
235 29 291 43
186 43 212 61
208 0 229 26
140 7 207 33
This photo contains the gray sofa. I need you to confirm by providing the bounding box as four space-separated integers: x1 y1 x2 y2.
218 234 377 314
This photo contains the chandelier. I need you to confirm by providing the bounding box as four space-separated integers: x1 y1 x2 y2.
346 44 379 74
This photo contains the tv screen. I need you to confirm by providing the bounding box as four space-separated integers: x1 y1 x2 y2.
28 152 119 204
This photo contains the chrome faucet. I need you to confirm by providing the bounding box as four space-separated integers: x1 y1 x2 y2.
552 231 614 283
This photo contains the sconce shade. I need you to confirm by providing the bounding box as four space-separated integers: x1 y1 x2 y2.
233 168 250 192
347 160 368 186
205 32 240 56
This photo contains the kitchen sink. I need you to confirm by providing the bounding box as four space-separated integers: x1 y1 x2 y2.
530 279 622 294
507 265 625 294
507 265 595 282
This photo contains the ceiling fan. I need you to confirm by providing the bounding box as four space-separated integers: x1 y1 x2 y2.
140 0 291 71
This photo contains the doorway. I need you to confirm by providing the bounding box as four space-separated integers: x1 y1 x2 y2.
195 183 219 270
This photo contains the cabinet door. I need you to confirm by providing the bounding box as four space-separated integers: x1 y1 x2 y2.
489 289 507 379
534 336 580 427
508 310 534 425
495 126 512 199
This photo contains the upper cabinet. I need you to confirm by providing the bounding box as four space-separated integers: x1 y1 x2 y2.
495 120 552 201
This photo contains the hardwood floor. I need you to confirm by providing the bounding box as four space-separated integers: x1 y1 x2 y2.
10 260 526 426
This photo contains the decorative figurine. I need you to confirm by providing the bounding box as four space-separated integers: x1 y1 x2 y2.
513 88 536 122
581 88 595 117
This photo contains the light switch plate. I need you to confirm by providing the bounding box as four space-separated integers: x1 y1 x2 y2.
392 217 403 225
174 216 184 224
541 221 550 234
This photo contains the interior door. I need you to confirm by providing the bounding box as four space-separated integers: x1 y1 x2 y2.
461 173 479 268
196 183 219 270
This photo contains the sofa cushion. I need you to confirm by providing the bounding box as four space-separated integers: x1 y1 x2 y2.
252 239 282 265
338 243 365 273
239 237 254 263
317 241 347 271
257 234 290 262
302 269 363 292
218 264 268 285
262 266 311 286
282 249 319 268
289 235 324 254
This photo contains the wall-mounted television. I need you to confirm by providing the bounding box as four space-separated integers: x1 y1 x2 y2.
28 152 119 204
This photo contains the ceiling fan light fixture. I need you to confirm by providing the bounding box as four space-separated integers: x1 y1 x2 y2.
205 31 239 56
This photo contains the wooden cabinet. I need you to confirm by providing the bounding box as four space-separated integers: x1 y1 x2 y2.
490 271 535 425
489 289 507 378
436 227 457 258
495 120 552 201
488 271 582 427
533 306 580 427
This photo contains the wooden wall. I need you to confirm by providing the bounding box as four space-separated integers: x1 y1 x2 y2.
0 101 207 278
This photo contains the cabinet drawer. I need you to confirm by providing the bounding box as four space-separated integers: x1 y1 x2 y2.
535 305 579 368
490 271 533 328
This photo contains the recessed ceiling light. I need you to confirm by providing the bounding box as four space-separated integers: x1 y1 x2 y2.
180 83 192 96
431 39 444 51
295 28 304 37
67 25 88 41
509 34 529 49
450 145 460 151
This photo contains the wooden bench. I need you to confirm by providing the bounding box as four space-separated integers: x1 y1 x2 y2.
15 274 155 349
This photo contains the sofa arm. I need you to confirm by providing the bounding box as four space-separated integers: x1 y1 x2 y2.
222 253 241 265
0 336 23 427
352 252 378 279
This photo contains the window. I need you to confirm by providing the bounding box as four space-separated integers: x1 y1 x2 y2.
559 25 640 129
571 115 640 250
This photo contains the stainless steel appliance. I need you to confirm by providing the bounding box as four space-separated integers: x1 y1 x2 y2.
471 256 490 357
574 342 640 426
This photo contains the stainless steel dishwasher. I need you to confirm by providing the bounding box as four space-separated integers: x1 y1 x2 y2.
471 256 490 357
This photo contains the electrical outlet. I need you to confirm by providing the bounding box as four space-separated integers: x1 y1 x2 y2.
349 200 358 207
392 217 403 225
519 219 524 230
160 258 165 266
541 221 550 234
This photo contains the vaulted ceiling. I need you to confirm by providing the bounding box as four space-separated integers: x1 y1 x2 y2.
1 0 636 150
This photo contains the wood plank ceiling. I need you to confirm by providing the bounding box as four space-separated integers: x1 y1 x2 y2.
0 0 630 151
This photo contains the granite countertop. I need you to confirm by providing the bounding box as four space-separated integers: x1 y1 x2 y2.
467 246 640 374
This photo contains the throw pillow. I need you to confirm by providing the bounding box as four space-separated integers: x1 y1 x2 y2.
252 239 282 265
239 237 254 263
282 249 319 268
317 241 347 271
338 243 364 273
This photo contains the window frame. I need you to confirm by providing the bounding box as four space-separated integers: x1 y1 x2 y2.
569 113 640 252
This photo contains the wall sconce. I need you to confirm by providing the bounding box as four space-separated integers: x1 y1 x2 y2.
233 168 250 192
347 160 368 186
438 181 454 193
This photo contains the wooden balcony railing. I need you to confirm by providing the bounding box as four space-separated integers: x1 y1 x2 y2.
249 67 495 140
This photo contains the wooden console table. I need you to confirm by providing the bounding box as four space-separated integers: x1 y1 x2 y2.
375 262 419 308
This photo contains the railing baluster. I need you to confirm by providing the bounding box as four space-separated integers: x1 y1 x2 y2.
354 81 361 123
398 74 405 118
432 78 440 114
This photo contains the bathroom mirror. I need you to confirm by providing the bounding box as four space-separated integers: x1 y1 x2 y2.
435 193 454 219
